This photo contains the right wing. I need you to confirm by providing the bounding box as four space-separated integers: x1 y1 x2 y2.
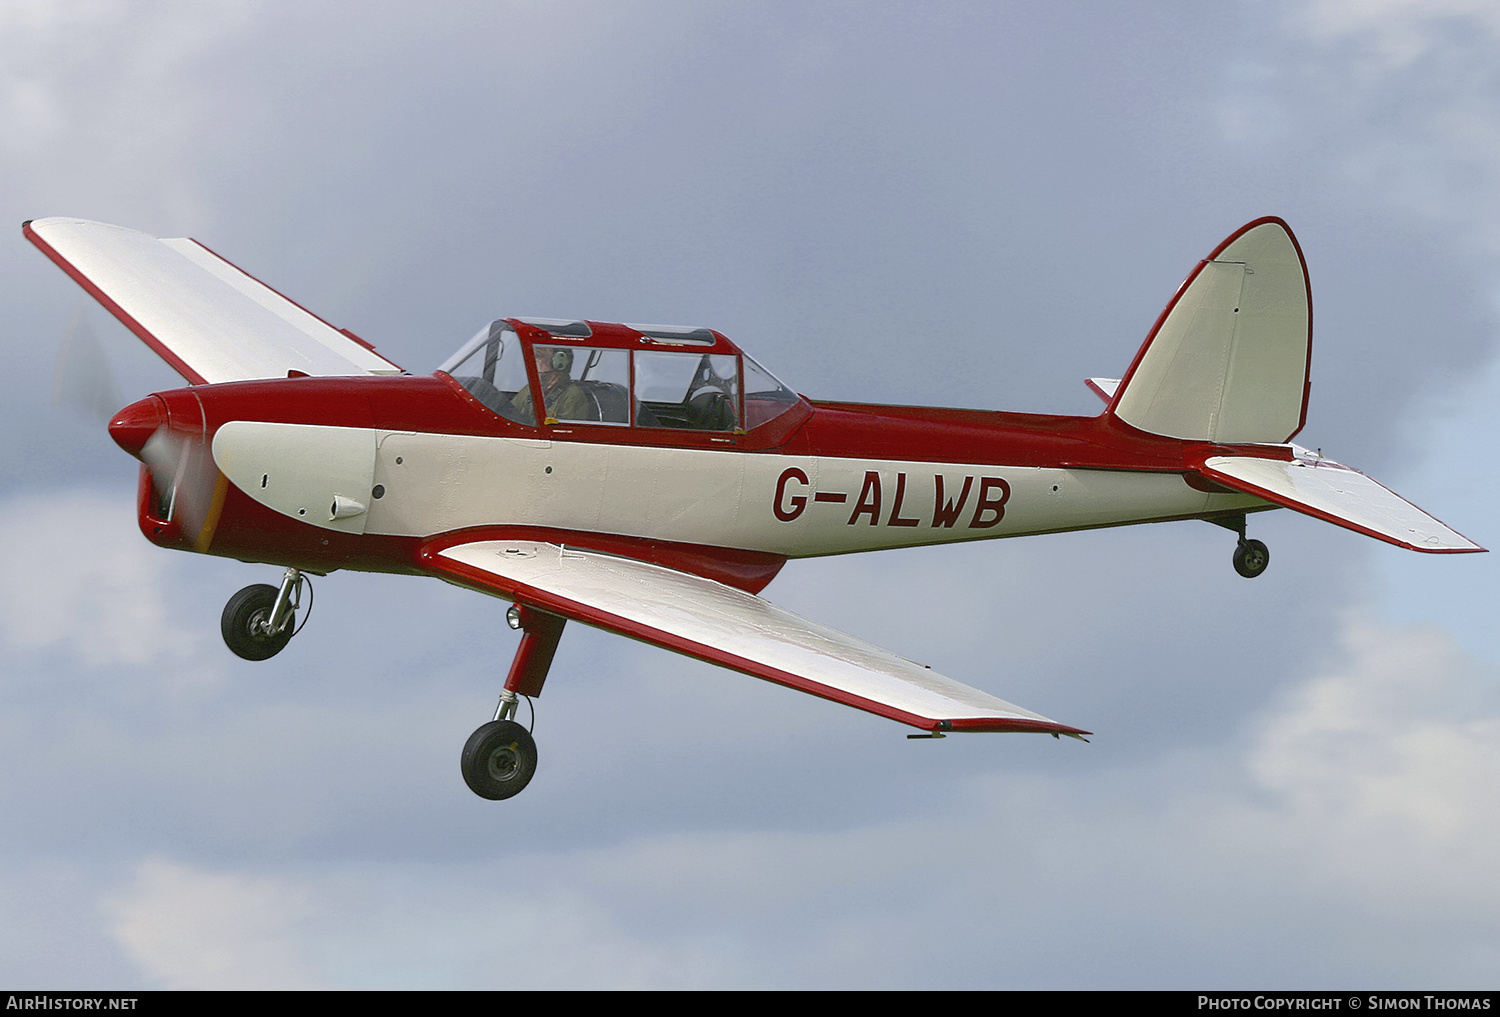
25 218 403 384
423 539 1088 737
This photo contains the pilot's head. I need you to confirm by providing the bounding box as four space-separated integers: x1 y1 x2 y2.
533 346 574 379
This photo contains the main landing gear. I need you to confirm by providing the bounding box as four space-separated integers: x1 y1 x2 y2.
1211 513 1270 579
221 567 309 660
460 603 566 801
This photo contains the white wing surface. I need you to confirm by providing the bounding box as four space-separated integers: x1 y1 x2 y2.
424 539 1087 735
1202 453 1483 553
26 218 402 384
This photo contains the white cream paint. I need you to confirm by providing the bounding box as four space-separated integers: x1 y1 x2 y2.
213 423 1266 557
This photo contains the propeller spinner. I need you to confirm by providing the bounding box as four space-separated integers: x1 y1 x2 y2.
109 393 225 550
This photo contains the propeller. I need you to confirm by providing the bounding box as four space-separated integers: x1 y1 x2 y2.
110 395 225 549
51 299 121 425
57 300 226 550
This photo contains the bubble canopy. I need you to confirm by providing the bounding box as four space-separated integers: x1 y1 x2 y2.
438 317 805 434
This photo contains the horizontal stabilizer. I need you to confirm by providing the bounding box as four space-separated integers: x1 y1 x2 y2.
1086 377 1120 403
1201 452 1483 553
424 539 1087 735
25 218 403 384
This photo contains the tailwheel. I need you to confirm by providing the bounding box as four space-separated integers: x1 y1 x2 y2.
461 720 537 800
1233 538 1270 579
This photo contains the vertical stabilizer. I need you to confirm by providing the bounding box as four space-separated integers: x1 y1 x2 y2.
1110 218 1311 443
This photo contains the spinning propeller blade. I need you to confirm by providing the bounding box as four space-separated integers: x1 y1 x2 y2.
110 395 226 549
52 300 121 425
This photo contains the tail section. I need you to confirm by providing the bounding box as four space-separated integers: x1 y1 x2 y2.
1096 218 1481 555
1107 217 1312 444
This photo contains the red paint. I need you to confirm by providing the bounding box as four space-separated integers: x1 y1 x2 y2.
122 359 1306 583
108 396 165 457
932 476 972 528
504 605 567 698
848 471 882 526
886 473 920 527
969 477 1010 529
774 467 809 522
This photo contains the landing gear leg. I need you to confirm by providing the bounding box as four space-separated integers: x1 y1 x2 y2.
221 567 305 660
460 604 566 800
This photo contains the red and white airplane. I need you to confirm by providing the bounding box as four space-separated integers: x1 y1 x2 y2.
26 216 1482 800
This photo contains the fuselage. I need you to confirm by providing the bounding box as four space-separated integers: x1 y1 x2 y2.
114 369 1271 594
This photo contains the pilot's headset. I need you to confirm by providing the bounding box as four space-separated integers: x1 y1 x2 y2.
542 347 574 374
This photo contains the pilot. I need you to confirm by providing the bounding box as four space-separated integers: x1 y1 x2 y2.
508 345 591 424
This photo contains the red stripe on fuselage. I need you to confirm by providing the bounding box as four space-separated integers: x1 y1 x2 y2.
176 372 1234 473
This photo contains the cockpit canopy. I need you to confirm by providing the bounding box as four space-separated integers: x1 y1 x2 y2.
437 317 805 433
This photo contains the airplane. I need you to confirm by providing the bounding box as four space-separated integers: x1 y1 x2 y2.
24 215 1483 801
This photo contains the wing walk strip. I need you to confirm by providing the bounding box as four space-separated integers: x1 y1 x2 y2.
422 540 1087 736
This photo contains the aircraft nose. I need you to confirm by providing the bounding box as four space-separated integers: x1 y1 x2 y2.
108 396 165 458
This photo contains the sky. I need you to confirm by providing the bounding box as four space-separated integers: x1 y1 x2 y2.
2 0 1498 989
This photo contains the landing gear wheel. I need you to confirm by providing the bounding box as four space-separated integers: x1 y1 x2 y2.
221 584 294 660
461 720 538 800
1233 538 1270 579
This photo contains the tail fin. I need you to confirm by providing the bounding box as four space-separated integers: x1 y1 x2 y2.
1107 217 1312 443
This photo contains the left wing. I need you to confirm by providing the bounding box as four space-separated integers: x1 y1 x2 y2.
25 217 403 384
422 539 1087 736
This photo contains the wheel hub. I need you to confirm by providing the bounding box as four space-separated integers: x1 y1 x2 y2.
486 743 521 781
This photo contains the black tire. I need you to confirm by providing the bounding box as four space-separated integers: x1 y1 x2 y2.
1233 539 1270 579
221 584 294 660
461 720 537 800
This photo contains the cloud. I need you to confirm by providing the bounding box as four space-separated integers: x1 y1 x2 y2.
1294 0 1500 69
86 610 1500 988
0 490 200 668
104 856 323 990
0 1 257 228
1222 1 1500 259
4 0 1497 990
1246 616 1500 901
